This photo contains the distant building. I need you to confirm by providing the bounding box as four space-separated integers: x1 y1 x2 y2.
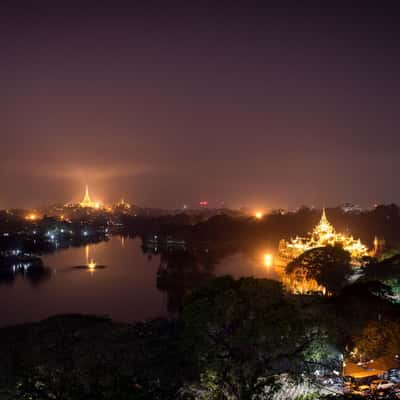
278 209 369 265
113 198 132 213
80 186 101 209
341 203 363 214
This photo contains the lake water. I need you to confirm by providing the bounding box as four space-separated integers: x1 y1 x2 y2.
0 236 280 327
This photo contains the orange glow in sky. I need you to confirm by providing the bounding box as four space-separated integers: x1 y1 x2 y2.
255 211 263 219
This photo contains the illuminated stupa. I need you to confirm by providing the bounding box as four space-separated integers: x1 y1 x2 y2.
278 209 369 264
80 185 100 209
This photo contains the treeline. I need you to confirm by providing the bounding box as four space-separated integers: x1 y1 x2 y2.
123 204 400 250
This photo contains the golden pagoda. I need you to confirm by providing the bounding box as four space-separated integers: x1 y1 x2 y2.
278 209 369 265
80 185 100 209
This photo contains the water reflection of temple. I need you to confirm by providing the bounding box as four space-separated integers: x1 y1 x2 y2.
281 272 328 296
260 251 328 295
262 259 328 296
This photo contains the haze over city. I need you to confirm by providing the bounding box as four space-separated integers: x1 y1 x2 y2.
2 2 400 209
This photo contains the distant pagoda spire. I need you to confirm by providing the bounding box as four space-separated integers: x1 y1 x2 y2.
80 185 96 208
83 185 91 203
320 208 329 225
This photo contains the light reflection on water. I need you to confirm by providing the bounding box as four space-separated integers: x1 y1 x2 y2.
0 236 321 327
0 237 164 327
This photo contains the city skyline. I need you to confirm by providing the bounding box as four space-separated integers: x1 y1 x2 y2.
0 182 381 212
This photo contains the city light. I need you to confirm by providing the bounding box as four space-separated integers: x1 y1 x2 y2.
88 259 96 271
255 211 263 219
25 213 38 221
264 253 273 267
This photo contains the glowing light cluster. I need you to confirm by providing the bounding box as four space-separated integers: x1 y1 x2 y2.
255 211 263 220
25 213 38 221
80 185 101 209
278 209 369 264
88 259 97 271
116 198 131 209
264 253 273 267
85 245 97 273
281 269 328 295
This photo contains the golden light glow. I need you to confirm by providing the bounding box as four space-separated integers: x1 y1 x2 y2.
281 271 328 296
80 185 102 209
278 209 369 265
264 253 273 268
25 213 38 221
85 245 97 272
255 211 263 219
85 244 90 264
88 259 97 271
117 198 131 209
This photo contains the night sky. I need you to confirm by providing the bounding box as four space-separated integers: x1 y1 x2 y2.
2 2 400 209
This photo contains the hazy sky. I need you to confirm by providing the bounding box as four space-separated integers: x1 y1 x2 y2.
2 2 400 209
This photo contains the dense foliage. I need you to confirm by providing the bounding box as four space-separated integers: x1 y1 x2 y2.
286 245 352 294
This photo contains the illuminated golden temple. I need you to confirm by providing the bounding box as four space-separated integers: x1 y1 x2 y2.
80 185 101 209
278 209 369 265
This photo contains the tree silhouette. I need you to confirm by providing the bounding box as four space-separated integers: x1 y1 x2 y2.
286 245 352 294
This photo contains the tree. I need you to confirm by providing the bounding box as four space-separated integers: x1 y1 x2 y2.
286 246 352 294
181 277 340 400
350 319 400 361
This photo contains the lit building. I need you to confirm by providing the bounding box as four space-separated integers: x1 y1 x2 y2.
278 209 369 265
341 203 363 214
79 186 101 209
25 212 40 221
114 198 131 210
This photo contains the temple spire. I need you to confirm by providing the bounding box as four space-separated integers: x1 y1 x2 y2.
80 185 99 208
83 185 91 203
320 208 328 224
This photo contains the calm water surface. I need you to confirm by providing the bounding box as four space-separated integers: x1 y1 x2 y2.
0 236 278 327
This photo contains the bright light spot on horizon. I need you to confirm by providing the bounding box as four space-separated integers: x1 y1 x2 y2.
25 213 38 221
264 253 273 268
255 211 263 219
